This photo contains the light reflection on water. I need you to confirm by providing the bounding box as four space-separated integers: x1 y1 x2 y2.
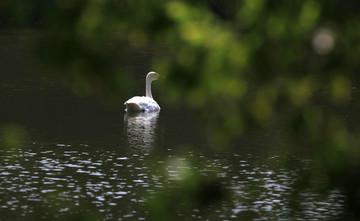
124 111 159 151
0 146 345 220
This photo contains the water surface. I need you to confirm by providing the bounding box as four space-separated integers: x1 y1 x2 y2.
0 30 346 220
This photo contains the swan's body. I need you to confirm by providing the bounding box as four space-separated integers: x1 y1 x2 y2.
124 72 160 112
125 96 160 112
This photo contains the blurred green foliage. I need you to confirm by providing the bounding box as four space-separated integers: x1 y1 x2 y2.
1 0 360 218
0 124 28 150
146 157 225 220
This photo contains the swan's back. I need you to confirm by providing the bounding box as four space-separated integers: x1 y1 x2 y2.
125 96 160 112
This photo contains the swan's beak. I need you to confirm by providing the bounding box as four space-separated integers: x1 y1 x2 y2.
155 73 161 78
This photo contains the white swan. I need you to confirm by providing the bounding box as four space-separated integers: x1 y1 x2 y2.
124 72 161 112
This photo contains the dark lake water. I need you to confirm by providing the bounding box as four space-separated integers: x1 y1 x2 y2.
0 30 346 220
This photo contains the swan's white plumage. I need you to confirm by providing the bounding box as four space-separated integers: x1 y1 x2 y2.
124 72 161 112
125 96 160 112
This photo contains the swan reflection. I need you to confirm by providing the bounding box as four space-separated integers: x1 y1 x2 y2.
124 111 159 151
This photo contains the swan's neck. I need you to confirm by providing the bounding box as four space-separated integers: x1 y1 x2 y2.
145 78 153 98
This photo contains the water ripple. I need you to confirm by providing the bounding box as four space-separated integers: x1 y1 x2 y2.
0 146 346 220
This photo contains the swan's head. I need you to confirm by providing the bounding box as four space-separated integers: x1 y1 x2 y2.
147 71 160 81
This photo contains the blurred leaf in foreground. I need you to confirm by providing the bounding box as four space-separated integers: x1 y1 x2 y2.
0 124 29 151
